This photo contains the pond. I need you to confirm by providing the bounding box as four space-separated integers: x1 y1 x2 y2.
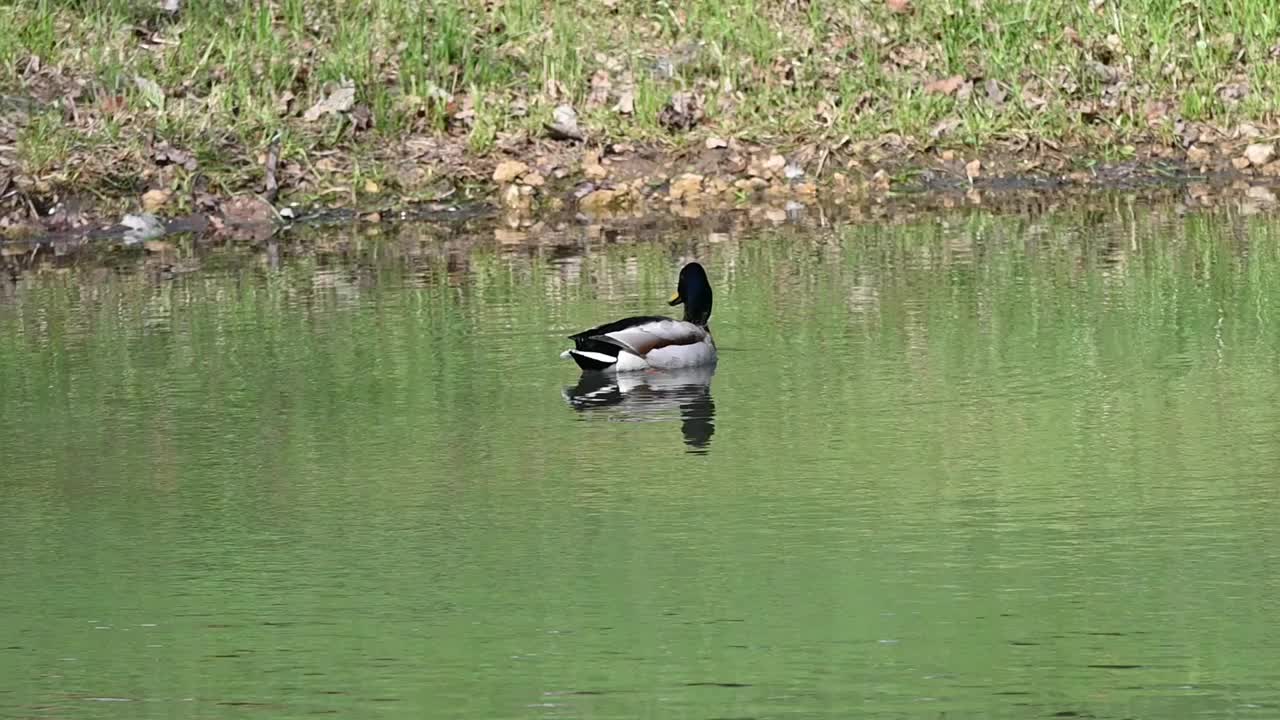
2 199 1279 719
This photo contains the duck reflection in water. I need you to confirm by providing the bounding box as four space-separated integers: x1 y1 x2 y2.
562 365 716 453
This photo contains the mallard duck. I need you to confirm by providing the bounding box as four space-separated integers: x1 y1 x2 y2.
561 262 717 372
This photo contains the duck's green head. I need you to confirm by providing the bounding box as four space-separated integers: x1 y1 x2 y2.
669 262 713 325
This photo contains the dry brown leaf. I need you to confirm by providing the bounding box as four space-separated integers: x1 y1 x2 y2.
984 79 1006 107
611 72 637 115
543 77 569 102
303 83 355 122
276 90 295 116
930 117 961 140
924 75 966 96
886 0 913 13
888 45 931 71
587 70 611 109
870 169 891 192
1217 79 1249 104
150 142 197 172
658 92 703 132
582 150 608 180
141 188 171 213
133 75 165 109
1019 84 1047 111
965 159 982 180
1143 100 1169 124
613 88 635 115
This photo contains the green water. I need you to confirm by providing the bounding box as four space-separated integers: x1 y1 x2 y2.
2 202 1280 719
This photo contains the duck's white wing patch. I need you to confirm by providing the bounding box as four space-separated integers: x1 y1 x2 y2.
591 320 706 357
566 350 616 364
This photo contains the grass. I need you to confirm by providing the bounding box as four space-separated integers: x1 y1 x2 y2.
4 0 1280 211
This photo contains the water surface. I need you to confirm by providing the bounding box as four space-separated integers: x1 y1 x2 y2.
3 202 1279 718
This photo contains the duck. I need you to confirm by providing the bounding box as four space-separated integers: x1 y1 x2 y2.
561 262 717 372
